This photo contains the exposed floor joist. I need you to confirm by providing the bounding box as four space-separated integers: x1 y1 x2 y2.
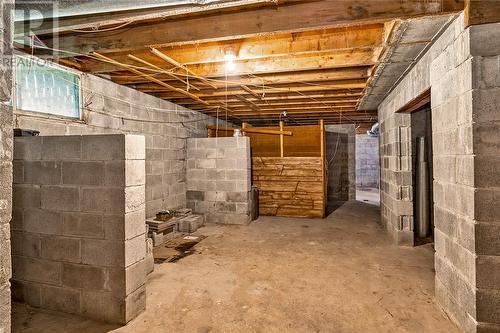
19 0 465 126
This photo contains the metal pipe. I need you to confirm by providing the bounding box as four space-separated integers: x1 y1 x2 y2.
367 122 379 137
416 137 430 238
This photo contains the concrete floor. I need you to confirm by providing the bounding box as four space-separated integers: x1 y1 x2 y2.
12 200 458 333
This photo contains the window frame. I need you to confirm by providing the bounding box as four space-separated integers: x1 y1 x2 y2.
13 54 83 121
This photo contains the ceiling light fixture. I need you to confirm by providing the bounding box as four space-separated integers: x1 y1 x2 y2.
224 52 236 71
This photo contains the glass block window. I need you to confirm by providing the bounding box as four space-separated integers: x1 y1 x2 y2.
15 56 81 118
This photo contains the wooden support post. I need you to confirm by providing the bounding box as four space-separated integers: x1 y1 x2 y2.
279 121 284 158
319 119 326 218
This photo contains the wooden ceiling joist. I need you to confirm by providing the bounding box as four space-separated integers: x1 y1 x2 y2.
91 52 210 106
30 1 466 126
110 67 371 86
44 0 463 54
126 54 199 91
150 48 218 89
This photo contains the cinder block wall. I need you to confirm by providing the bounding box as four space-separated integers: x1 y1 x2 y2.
186 137 251 225
13 73 227 218
0 0 13 331
379 13 500 332
11 134 147 324
355 134 379 189
468 22 500 332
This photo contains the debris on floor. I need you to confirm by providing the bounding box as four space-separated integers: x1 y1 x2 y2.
153 235 206 263
146 209 204 247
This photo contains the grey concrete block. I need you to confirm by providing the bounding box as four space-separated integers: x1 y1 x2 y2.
24 161 62 185
477 289 500 324
62 161 105 186
62 263 106 291
62 213 104 239
10 231 40 257
40 236 81 263
41 136 82 160
23 209 62 235
125 234 146 267
12 256 61 285
125 209 146 241
13 184 40 208
11 280 41 307
125 135 146 160
186 190 204 201
14 137 42 160
126 160 145 186
82 135 125 161
82 239 124 267
124 284 146 322
125 186 145 213
41 186 80 212
41 285 81 314
81 187 124 214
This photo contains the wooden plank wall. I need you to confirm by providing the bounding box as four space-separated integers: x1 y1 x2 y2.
252 157 325 218
247 124 321 157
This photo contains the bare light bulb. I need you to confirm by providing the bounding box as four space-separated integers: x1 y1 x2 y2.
224 52 236 71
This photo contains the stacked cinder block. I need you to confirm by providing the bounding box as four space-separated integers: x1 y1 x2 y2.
355 134 380 189
0 1 13 330
186 137 251 225
12 74 231 220
11 134 147 324
177 214 204 233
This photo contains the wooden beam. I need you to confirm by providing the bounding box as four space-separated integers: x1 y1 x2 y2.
16 0 284 36
150 48 217 89
240 85 262 100
464 0 500 26
91 48 377 76
78 24 384 72
279 121 284 157
126 54 199 91
111 66 371 86
206 125 293 136
150 81 368 98
91 52 210 106
46 1 464 54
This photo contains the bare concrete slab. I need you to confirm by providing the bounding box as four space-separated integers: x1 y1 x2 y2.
12 201 458 333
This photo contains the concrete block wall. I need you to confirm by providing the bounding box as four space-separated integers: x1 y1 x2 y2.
0 0 13 331
468 21 500 332
11 134 147 324
13 73 227 219
186 137 251 225
355 134 380 189
379 13 500 332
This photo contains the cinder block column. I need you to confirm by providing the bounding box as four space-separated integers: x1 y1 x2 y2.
186 137 252 225
468 22 500 332
0 1 13 332
431 17 500 332
11 134 147 324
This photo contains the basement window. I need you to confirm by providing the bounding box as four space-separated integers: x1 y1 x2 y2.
15 56 81 119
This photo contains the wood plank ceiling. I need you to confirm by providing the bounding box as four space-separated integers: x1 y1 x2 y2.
23 0 465 129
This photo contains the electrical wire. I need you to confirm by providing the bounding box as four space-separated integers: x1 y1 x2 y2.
70 21 134 33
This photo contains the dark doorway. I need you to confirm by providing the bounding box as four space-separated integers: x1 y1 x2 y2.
411 105 434 244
